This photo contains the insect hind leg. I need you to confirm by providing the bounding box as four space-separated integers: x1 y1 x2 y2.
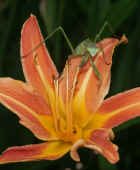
22 26 75 58
89 54 102 81
78 51 102 82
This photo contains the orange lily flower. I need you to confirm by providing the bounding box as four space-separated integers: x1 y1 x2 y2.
0 14 139 164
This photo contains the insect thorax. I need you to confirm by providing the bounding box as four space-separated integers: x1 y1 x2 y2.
75 38 99 56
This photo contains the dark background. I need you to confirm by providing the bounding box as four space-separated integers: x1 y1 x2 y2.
0 0 140 170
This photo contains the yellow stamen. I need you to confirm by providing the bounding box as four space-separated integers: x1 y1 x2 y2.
65 61 72 134
53 79 59 132
69 67 80 128
70 67 80 104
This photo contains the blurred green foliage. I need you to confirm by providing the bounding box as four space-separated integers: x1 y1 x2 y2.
0 0 140 169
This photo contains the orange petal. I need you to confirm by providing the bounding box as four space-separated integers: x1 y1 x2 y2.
84 128 119 164
63 37 123 127
21 14 58 104
87 88 140 130
0 78 57 140
0 141 72 164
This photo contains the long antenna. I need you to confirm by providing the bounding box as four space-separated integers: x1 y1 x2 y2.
94 21 114 65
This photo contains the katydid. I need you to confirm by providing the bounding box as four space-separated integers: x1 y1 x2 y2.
73 21 110 80
74 38 101 80
22 22 110 80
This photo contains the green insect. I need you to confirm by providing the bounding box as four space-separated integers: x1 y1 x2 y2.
70 21 109 80
23 21 109 81
74 38 101 79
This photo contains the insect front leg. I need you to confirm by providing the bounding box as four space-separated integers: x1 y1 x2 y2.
88 54 102 81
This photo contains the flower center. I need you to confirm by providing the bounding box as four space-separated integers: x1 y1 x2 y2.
57 121 82 143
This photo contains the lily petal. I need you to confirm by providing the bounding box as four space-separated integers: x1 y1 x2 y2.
86 88 140 130
0 141 71 164
84 128 119 164
21 14 58 104
69 38 123 127
0 78 57 140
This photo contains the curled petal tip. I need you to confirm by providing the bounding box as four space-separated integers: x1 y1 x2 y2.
84 143 102 153
119 34 128 44
84 128 119 163
107 128 115 140
70 139 85 162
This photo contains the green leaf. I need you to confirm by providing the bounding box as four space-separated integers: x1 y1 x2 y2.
114 117 140 133
98 155 118 170
40 0 66 66
106 0 137 29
